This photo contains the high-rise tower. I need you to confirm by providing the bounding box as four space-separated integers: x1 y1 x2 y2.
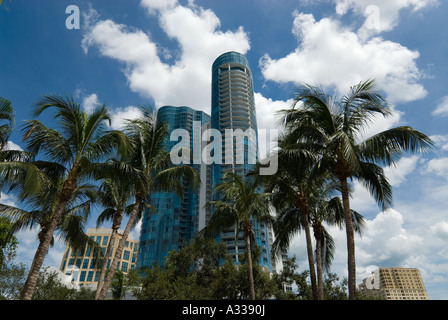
210 51 273 272
136 106 211 269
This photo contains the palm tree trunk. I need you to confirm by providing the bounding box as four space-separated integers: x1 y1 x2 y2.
245 228 256 300
95 212 122 300
20 180 76 300
339 177 357 300
299 202 318 300
313 224 324 300
19 228 55 300
97 199 141 300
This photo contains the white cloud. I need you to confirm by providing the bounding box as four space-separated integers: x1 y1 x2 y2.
82 93 101 114
5 141 23 151
432 221 448 241
356 106 403 143
430 134 448 151
432 95 448 117
383 155 420 187
426 157 448 178
82 2 250 112
140 0 178 14
335 0 438 37
259 11 427 105
0 192 18 207
109 106 143 130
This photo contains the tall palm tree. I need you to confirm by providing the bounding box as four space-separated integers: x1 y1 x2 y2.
0 163 103 294
95 106 200 300
93 172 135 300
18 94 131 300
282 79 434 299
307 181 365 300
262 130 322 300
200 172 273 300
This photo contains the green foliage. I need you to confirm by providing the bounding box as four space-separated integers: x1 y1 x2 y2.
130 240 347 300
31 267 95 300
0 218 27 300
0 217 18 267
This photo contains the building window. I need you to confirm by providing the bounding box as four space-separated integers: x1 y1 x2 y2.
123 250 130 261
121 262 128 272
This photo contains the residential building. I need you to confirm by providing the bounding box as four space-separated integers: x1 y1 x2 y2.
136 106 211 269
210 51 273 272
59 227 139 288
359 267 429 300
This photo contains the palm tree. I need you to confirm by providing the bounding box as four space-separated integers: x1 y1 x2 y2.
261 128 325 300
0 97 14 151
282 79 434 299
200 172 273 300
0 163 103 297
93 172 135 300
307 181 365 300
95 106 200 300
18 94 131 300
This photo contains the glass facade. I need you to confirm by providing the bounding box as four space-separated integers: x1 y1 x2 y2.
137 106 211 269
136 52 273 272
210 51 273 272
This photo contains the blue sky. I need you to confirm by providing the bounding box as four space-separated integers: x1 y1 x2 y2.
1 0 448 299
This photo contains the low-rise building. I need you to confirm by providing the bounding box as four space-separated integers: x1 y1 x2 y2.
59 227 139 288
359 267 428 300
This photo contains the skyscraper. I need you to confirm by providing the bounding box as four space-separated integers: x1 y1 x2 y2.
136 106 211 269
136 52 273 272
210 51 273 272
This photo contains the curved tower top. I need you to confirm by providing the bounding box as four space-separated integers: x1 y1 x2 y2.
211 51 257 135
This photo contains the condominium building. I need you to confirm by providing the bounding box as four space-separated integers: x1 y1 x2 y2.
59 227 139 287
210 51 273 272
136 106 211 269
359 267 429 300
136 52 274 272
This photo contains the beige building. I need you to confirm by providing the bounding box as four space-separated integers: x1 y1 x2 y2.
59 227 139 288
359 267 428 300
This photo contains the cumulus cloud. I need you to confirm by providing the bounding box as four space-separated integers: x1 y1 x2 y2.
259 11 427 105
426 157 448 178
82 2 250 112
109 106 143 130
359 209 423 264
384 155 420 187
430 134 448 151
82 93 101 114
141 0 178 14
335 0 438 37
5 141 23 151
432 95 448 117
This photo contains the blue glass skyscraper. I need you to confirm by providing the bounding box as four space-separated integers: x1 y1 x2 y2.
136 52 274 273
210 51 273 272
136 106 211 269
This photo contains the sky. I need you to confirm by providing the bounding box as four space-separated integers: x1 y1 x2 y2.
1 0 448 299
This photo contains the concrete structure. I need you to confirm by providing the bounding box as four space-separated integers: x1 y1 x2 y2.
59 227 138 288
359 267 429 300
